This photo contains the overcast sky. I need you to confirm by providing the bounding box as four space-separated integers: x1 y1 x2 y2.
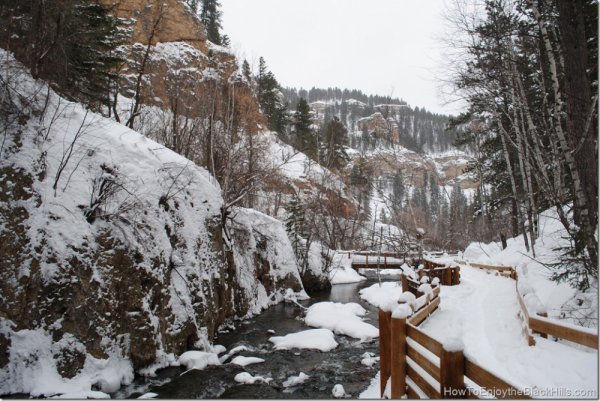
220 0 464 115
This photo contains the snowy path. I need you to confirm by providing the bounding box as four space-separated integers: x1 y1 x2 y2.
419 266 597 395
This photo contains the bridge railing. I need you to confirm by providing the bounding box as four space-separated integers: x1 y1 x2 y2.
379 283 532 399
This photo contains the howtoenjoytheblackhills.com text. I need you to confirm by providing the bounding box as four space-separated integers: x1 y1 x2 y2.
443 386 597 399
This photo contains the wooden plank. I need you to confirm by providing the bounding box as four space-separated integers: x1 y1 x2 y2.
443 267 452 285
452 266 460 285
401 274 409 293
390 316 407 398
440 347 465 399
516 285 530 320
470 262 514 272
529 316 598 349
379 310 391 396
407 324 442 358
464 359 530 399
409 296 440 326
406 381 421 399
407 343 440 382
407 362 441 399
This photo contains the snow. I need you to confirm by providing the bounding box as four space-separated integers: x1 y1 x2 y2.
443 337 465 352
0 50 311 397
228 207 309 316
267 133 345 191
417 283 433 295
282 372 310 387
269 329 338 352
360 352 379 367
177 351 221 371
137 392 159 399
304 302 378 340
418 265 597 395
358 371 390 399
332 384 346 398
463 207 597 327
233 372 271 385
398 291 417 305
329 252 366 284
392 303 413 319
229 356 265 367
359 281 404 311
0 326 133 398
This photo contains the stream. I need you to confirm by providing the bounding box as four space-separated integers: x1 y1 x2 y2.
117 278 394 399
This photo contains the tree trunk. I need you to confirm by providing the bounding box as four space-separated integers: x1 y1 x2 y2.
558 0 598 231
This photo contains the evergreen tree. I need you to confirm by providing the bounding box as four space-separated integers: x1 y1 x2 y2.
201 0 223 45
0 0 124 110
242 59 252 83
294 98 317 159
256 57 289 134
285 196 308 270
320 117 349 169
392 171 405 204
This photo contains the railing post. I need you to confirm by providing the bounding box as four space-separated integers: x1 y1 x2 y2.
366 254 369 268
440 340 465 399
390 315 407 399
401 274 408 293
452 266 460 285
443 267 452 286
379 310 392 397
385 254 388 267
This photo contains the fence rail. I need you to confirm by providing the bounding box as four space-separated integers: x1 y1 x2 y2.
380 259 599 399
379 288 532 399
468 262 599 349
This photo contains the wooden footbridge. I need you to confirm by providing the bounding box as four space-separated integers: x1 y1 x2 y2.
346 251 462 286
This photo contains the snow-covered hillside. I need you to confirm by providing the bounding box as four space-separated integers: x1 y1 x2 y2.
463 208 598 328
0 50 309 397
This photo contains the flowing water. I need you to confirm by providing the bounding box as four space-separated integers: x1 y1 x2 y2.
117 278 397 399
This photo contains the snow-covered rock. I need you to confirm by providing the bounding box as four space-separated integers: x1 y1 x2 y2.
269 329 338 352
304 302 378 340
0 50 307 397
178 351 221 371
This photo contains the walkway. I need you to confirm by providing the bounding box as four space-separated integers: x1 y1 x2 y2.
418 265 597 395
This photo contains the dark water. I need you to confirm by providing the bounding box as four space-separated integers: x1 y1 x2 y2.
117 279 390 399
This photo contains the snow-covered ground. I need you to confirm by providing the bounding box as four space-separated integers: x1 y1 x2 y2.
463 208 597 327
358 264 597 398
420 265 597 396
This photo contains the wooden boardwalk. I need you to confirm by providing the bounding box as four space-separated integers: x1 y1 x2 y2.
350 252 415 270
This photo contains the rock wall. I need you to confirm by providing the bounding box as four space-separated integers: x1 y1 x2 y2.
101 0 208 51
0 54 306 396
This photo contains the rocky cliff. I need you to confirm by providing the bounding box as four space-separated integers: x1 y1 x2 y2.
0 51 306 397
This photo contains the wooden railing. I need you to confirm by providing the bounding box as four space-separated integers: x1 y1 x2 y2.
379 285 532 399
514 276 598 349
420 259 461 286
470 262 517 279
469 262 598 349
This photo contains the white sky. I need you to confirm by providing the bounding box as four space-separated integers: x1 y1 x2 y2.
220 0 465 115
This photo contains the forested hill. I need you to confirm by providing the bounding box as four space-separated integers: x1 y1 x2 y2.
281 87 458 154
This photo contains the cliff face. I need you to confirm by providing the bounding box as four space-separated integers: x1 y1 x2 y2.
0 52 306 397
102 0 208 51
